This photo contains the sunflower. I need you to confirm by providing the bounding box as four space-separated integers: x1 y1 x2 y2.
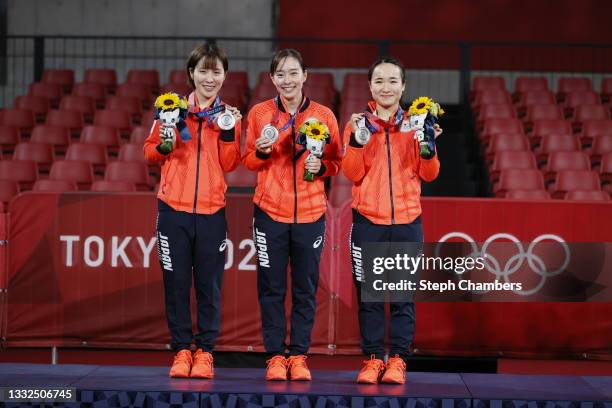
408 96 434 115
154 92 181 110
300 119 329 141
178 97 188 110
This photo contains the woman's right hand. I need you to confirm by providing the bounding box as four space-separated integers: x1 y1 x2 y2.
350 113 365 133
255 135 274 154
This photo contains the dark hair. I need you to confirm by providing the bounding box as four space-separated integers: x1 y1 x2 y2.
367 57 405 84
269 49 306 74
186 43 228 88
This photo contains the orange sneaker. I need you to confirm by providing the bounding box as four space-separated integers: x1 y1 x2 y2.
169 349 192 378
380 355 406 384
265 355 288 381
190 349 214 379
287 355 311 381
356 355 385 384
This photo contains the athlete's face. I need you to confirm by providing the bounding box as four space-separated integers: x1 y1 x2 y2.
369 63 405 109
270 57 307 102
190 57 226 102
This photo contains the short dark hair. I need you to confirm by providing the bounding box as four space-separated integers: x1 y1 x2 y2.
367 57 405 84
186 43 228 88
269 48 306 74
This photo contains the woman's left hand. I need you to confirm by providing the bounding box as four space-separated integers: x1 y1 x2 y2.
226 105 242 121
305 155 322 174
433 124 443 139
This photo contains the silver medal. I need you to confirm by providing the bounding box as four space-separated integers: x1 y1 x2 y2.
355 118 371 145
261 124 279 143
217 110 236 130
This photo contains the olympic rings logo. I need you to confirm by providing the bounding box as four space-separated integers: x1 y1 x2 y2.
435 232 570 296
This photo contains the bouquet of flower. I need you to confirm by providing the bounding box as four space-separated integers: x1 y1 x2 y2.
297 118 330 181
407 96 444 159
154 92 189 154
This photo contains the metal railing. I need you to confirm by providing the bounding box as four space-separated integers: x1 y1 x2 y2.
1 35 611 107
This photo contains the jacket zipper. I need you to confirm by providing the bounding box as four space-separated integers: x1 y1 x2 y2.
385 128 395 224
292 126 298 223
193 118 203 213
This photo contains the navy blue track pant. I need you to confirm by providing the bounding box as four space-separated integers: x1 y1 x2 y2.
349 209 423 361
253 205 325 356
156 199 227 352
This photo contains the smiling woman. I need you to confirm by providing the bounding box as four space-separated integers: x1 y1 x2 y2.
341 57 442 385
241 48 343 382
143 42 243 380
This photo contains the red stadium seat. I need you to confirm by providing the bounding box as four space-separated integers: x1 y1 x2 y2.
516 90 556 112
219 84 246 109
514 77 548 95
225 71 249 90
480 119 524 143
49 160 94 190
65 143 108 174
565 190 609 201
557 77 592 102
472 89 512 110
0 109 35 136
590 135 612 166
505 189 551 200
28 82 62 107
578 119 612 147
471 76 506 100
116 83 153 108
530 119 573 147
602 78 612 103
84 69 117 93
160 83 191 97
495 169 545 197
105 96 143 123
536 133 580 164
486 133 530 163
489 151 536 182
224 166 257 188
71 83 107 108
13 142 54 172
14 95 50 122
168 69 188 85
600 152 612 184
130 126 150 144
42 69 75 93
126 69 160 91
573 105 610 131
564 90 600 117
30 125 71 154
32 179 78 192
45 109 84 138
104 161 150 190
523 105 564 132
93 110 132 137
80 125 121 155
544 151 591 183
140 110 156 128
91 180 137 192
0 125 20 153
0 160 39 190
552 170 601 198
118 143 146 163
476 104 516 130
59 95 96 121
0 180 19 204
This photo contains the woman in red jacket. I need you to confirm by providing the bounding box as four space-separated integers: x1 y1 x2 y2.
342 57 442 384
243 49 342 381
144 43 241 379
